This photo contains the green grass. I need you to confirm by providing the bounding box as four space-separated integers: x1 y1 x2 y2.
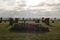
0 21 60 40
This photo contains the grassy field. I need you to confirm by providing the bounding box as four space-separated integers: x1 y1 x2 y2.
0 21 60 40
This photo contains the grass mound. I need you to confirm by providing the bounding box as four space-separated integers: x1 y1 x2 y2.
9 23 49 33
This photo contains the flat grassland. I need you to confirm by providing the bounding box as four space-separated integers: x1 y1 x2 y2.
0 21 60 40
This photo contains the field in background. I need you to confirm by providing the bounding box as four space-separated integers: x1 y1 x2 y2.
0 20 60 40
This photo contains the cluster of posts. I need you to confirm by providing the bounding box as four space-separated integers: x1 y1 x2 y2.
0 17 55 33
0 17 55 26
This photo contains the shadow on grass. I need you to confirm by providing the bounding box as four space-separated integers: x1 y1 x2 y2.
9 31 48 34
48 25 55 27
8 23 50 33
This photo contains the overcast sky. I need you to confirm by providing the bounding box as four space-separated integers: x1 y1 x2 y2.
0 0 60 18
0 0 60 11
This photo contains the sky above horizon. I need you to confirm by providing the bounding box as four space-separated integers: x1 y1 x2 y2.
0 0 60 11
0 0 60 18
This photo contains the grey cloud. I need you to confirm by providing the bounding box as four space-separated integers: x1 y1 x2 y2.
0 9 60 18
0 0 16 6
14 0 26 10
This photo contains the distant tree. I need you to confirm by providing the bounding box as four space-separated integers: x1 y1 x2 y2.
42 17 45 22
54 17 56 20
9 18 14 25
45 18 50 25
0 17 2 23
15 18 19 23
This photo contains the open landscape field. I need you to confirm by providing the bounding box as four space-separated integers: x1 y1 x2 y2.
0 20 60 40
